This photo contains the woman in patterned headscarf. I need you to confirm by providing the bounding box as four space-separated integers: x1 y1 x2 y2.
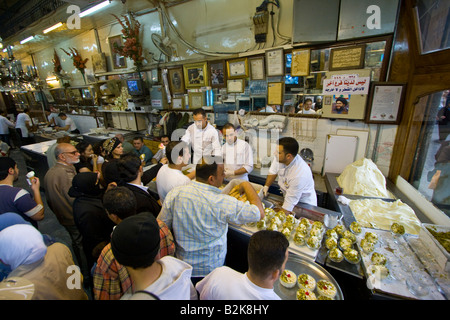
102 137 124 161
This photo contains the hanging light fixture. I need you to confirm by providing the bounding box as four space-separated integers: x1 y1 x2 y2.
43 22 63 34
20 36 34 44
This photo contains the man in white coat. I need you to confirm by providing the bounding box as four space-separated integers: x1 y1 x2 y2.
181 108 222 165
221 123 253 181
263 137 317 213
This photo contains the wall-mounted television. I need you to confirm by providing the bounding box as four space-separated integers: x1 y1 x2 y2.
285 53 299 91
127 79 145 96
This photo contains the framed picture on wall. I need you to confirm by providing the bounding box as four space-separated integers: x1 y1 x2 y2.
266 48 284 76
249 56 265 80
267 82 284 105
188 91 206 109
227 79 245 93
168 67 185 95
329 45 365 71
91 53 107 73
366 82 406 124
226 58 249 79
208 60 227 88
183 62 208 88
291 49 310 76
108 35 127 69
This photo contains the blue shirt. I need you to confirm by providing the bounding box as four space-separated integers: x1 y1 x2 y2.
0 185 42 228
158 181 260 277
133 145 153 164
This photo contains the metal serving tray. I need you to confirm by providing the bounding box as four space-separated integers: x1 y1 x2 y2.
274 254 344 300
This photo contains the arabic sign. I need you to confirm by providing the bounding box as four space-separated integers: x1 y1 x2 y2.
322 74 370 95
329 45 366 71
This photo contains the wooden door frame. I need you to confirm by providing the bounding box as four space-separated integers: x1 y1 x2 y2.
387 0 450 182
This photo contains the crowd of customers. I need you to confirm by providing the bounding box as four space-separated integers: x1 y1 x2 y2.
0 116 299 300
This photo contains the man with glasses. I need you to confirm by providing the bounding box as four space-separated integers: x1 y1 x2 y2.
43 143 90 285
181 108 222 165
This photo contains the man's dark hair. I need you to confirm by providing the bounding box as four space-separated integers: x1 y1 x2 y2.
58 112 66 117
116 153 141 183
166 141 188 165
192 108 206 118
0 157 16 180
160 134 170 141
195 156 223 182
222 123 235 131
304 98 313 104
279 137 299 157
247 230 289 278
103 186 137 220
133 136 144 142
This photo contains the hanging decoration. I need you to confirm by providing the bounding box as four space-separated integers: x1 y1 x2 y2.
111 13 145 74
61 47 88 84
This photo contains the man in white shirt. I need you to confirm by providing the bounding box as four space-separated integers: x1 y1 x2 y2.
15 109 34 145
221 123 253 181
111 212 197 300
56 113 80 134
260 105 277 113
156 141 192 203
195 230 289 300
181 108 222 165
263 137 317 213
297 98 316 114
0 112 15 146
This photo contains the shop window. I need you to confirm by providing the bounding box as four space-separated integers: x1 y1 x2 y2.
409 90 450 217
414 0 450 54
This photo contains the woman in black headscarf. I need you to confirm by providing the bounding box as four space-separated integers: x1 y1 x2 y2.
69 172 115 271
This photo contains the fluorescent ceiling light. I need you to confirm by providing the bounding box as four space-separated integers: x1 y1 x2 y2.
20 36 34 44
43 22 63 34
80 0 110 18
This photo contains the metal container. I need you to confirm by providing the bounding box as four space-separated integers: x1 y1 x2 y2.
274 254 344 300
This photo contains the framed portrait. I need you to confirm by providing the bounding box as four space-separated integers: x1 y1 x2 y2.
227 79 245 93
183 62 208 88
188 91 206 109
108 35 127 69
208 60 227 88
249 56 265 80
267 82 284 105
291 49 310 76
168 67 185 95
265 48 284 77
226 58 249 79
329 45 365 71
366 82 406 124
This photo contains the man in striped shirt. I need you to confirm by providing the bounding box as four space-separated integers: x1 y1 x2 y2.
158 156 265 283
0 157 44 229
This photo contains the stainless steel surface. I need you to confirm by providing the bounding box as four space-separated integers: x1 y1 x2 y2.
274 253 344 300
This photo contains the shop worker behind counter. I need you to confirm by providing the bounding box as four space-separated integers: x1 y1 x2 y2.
158 156 265 284
55 113 80 134
181 108 222 166
263 137 317 213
